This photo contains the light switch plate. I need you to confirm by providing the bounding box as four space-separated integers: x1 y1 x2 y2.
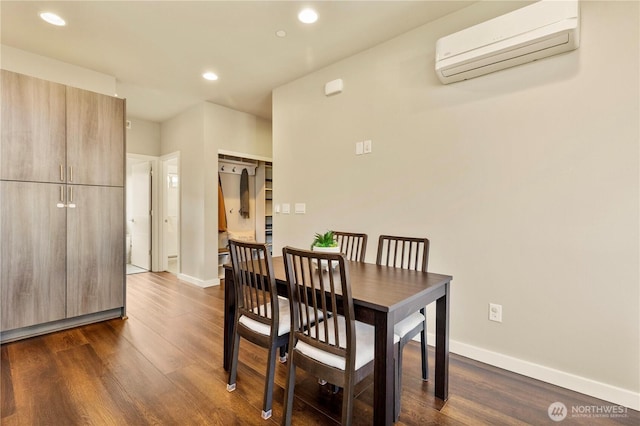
364 139 372 153
355 141 364 155
489 303 502 322
282 203 290 214
295 203 306 214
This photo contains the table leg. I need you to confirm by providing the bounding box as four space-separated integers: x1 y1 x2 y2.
223 267 234 371
373 311 395 425
435 281 450 401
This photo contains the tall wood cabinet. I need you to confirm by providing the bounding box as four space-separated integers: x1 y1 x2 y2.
0 70 126 342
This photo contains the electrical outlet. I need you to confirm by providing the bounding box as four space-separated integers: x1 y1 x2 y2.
489 303 502 322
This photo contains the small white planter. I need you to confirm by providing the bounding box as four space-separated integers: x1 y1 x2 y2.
311 245 340 271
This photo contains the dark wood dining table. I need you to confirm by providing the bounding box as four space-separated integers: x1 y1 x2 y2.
223 257 452 425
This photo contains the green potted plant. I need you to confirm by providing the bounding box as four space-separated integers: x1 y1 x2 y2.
311 231 338 249
311 231 340 270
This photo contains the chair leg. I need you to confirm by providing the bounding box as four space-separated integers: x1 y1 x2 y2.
420 308 428 381
341 377 355 426
227 331 241 392
262 345 278 419
282 354 297 426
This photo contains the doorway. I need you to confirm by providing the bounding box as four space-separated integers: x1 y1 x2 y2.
161 153 180 274
126 156 152 274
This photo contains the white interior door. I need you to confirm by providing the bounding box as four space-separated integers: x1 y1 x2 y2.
162 157 179 273
131 161 151 270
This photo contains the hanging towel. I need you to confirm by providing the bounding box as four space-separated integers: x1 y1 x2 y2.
239 168 250 219
218 174 228 232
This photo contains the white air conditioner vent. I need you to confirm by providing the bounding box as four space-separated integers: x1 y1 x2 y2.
435 0 580 84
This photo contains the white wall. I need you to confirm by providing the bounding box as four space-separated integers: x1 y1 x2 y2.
1 45 116 95
273 0 639 408
206 102 272 158
161 104 206 283
126 118 161 156
161 102 272 285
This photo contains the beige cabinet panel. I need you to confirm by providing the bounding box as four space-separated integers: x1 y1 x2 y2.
66 87 125 187
1 70 66 183
66 185 124 317
0 181 67 330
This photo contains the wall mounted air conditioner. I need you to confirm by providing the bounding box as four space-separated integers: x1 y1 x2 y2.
435 0 580 84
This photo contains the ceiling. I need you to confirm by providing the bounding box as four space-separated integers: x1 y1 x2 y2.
1 1 476 122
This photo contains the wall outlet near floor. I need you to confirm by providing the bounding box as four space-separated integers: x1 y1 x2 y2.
489 303 503 322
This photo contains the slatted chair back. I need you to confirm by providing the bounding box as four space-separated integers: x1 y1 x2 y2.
376 234 430 421
283 247 354 368
333 231 368 262
376 235 429 272
228 239 279 337
227 239 288 420
282 246 375 425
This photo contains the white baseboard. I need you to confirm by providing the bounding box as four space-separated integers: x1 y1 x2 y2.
177 273 219 288
424 333 639 411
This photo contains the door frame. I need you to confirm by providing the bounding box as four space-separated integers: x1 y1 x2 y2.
160 152 180 273
126 153 160 271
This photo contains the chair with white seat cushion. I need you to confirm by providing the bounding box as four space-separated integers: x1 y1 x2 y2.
281 247 377 426
227 239 289 420
376 234 430 421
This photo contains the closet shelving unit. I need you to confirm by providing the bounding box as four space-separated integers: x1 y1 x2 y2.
217 154 273 273
264 163 273 252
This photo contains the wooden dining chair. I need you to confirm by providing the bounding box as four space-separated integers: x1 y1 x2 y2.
333 231 368 262
226 239 289 420
376 235 430 421
281 247 376 426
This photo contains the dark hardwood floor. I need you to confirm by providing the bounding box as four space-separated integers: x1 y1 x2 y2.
1 272 637 425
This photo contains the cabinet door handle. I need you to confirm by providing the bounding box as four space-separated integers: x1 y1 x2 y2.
69 166 73 182
57 186 66 208
68 186 76 208
60 164 65 181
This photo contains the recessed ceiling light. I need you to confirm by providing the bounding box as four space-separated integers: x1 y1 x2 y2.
203 72 218 81
298 8 318 24
40 12 66 26
275 29 287 38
